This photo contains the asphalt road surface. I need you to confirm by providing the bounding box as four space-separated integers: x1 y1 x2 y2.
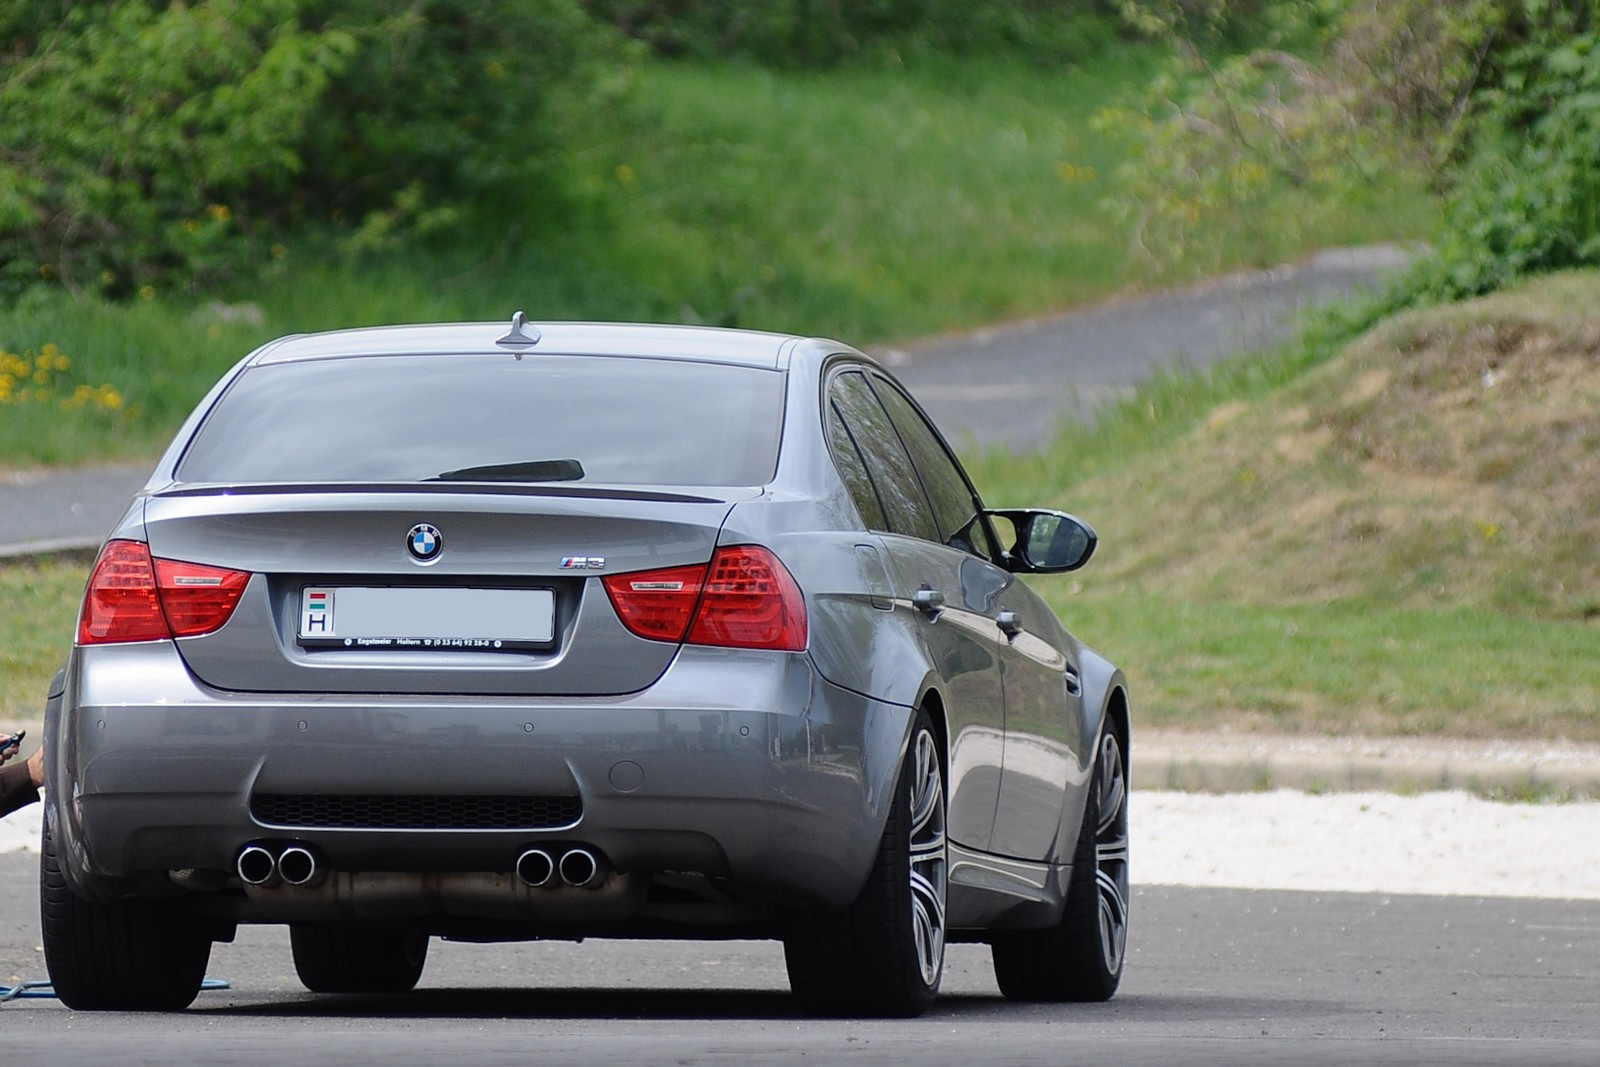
885 244 1414 452
4 854 1598 1065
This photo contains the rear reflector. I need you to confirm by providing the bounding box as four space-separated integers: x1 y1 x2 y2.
603 546 807 652
79 540 250 645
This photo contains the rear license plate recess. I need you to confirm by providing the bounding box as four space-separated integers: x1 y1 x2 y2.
297 586 555 651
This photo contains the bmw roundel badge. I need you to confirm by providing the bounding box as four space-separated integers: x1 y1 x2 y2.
406 523 443 564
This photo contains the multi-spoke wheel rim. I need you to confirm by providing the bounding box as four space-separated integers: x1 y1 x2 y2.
1092 731 1130 975
907 728 948 988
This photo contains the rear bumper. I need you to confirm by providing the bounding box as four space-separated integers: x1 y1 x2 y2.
51 641 912 915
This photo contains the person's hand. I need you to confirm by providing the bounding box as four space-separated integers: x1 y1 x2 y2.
26 745 44 788
0 734 18 766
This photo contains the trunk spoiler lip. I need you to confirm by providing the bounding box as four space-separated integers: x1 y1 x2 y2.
151 481 737 506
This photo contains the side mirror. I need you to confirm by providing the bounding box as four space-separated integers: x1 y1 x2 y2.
987 509 1097 573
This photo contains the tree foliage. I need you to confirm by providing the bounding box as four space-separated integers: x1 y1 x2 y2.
581 0 1124 65
1424 0 1600 296
0 0 629 301
1107 0 1600 298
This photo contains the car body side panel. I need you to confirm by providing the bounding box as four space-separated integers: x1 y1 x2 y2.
991 584 1089 862
731 507 1008 856
871 534 1009 854
761 349 1014 856
1041 646 1129 864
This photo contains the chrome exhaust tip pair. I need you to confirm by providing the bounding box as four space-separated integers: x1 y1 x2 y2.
236 842 321 887
516 846 604 889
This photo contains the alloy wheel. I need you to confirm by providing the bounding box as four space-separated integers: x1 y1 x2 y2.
908 726 948 987
1092 730 1130 975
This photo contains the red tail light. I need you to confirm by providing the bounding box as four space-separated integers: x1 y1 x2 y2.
602 562 708 643
153 556 252 637
79 540 250 645
603 546 807 652
78 541 166 644
687 547 807 651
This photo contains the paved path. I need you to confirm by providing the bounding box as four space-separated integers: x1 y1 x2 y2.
884 244 1414 451
0 462 151 559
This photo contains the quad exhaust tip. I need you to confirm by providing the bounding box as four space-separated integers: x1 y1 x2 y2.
241 841 602 891
558 847 603 889
277 844 321 887
237 842 323 887
516 848 555 888
236 843 277 886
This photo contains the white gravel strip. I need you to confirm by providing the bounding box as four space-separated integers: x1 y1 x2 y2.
0 804 40 856
5 790 1598 900
1132 790 1600 900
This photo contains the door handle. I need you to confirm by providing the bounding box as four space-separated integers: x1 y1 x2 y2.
912 586 946 617
1064 667 1081 696
997 610 1023 638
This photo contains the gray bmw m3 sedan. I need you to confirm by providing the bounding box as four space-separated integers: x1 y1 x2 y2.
41 316 1130 1016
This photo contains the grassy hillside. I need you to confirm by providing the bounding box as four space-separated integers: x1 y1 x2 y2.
1006 272 1600 740
0 52 1435 468
5 274 1597 740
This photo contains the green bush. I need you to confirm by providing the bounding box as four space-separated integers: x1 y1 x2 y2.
1422 1 1600 298
0 0 629 302
1104 0 1600 299
581 0 1123 65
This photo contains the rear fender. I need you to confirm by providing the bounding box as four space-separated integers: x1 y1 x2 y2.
1043 648 1128 864
1076 648 1128 776
717 504 934 713
42 654 109 901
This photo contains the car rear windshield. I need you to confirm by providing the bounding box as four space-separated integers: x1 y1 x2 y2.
176 354 785 487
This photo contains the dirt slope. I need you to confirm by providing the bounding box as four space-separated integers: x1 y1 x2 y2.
1073 270 1600 620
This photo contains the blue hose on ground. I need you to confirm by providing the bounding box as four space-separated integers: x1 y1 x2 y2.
0 977 229 1003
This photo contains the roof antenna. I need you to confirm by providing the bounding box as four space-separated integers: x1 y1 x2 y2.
496 311 542 350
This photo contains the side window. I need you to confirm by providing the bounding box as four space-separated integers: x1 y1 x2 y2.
825 398 888 531
869 376 998 560
828 371 939 542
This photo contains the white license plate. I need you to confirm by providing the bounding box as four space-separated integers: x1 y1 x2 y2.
298 586 555 650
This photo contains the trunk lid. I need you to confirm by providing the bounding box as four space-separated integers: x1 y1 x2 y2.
143 485 740 695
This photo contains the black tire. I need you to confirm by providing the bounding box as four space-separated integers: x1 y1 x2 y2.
39 814 212 1011
290 923 429 993
992 724 1130 1002
783 708 947 1018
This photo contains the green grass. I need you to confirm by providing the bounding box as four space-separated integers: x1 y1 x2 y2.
6 277 1597 743
0 50 1436 469
2 47 1507 744
0 558 85 728
1042 588 1600 741
964 272 1600 743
